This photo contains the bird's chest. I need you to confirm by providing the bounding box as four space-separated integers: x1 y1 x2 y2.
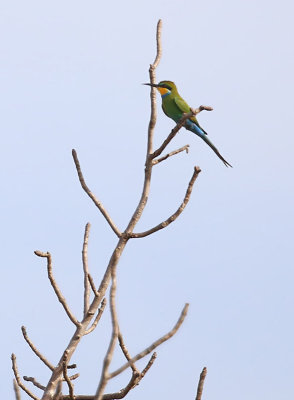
162 97 183 123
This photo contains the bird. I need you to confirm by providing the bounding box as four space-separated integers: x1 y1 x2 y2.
144 80 232 167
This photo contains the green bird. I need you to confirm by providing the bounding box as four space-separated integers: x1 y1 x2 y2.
144 80 232 167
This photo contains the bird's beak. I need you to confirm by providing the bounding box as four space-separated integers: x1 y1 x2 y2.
143 83 159 87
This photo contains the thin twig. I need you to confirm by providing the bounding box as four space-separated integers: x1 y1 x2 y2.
67 373 80 381
153 19 162 69
13 379 21 400
131 166 201 238
34 251 80 327
21 326 54 371
118 332 139 374
103 372 140 400
72 149 121 238
84 298 107 335
23 377 45 391
110 303 189 378
153 144 189 165
11 354 40 400
94 267 119 400
87 273 99 296
195 367 207 400
104 352 157 400
62 351 75 400
82 222 91 316
140 352 157 378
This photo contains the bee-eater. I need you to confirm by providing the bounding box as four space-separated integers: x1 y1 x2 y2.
144 80 232 167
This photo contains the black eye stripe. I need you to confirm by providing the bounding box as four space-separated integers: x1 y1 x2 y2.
161 84 172 90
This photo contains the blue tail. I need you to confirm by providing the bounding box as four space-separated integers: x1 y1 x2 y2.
185 119 232 168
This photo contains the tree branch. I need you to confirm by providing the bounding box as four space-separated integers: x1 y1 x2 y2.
151 106 213 160
131 166 201 238
23 377 45 391
82 222 91 316
153 144 189 165
21 326 54 371
62 351 75 400
117 332 139 374
195 367 207 400
109 303 189 378
34 251 80 327
94 267 119 400
13 379 21 400
11 354 40 400
87 273 99 297
72 149 121 238
84 298 107 335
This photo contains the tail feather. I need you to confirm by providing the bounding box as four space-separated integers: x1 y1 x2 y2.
185 120 232 168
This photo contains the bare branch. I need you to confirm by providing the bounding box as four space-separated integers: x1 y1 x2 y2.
153 144 189 165
103 372 140 400
82 222 91 316
11 354 40 400
84 298 107 335
62 351 75 400
13 379 21 400
87 273 99 297
23 377 45 391
110 303 189 378
34 251 80 327
53 381 62 400
21 326 54 371
152 19 162 69
140 352 157 378
131 166 201 238
94 267 119 400
145 19 163 158
67 373 80 381
72 149 121 238
195 367 207 400
118 332 139 374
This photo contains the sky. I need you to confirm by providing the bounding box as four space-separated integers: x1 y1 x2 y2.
1 0 294 399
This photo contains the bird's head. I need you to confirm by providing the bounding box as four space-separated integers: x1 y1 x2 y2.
143 80 177 96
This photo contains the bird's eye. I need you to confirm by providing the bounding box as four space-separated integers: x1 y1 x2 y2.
162 84 172 90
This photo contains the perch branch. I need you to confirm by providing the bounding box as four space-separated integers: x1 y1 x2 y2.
34 251 80 327
94 267 119 400
84 298 107 335
11 354 40 400
23 377 45 391
21 326 54 371
195 367 207 400
82 222 91 316
152 106 213 159
153 144 189 165
72 149 121 238
13 379 21 400
62 351 75 400
110 303 189 378
131 166 201 238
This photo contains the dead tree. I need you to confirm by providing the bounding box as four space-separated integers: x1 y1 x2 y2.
12 20 208 400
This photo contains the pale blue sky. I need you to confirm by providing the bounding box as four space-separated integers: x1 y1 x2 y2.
1 1 294 399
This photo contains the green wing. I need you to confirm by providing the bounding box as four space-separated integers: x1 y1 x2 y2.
174 96 208 135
